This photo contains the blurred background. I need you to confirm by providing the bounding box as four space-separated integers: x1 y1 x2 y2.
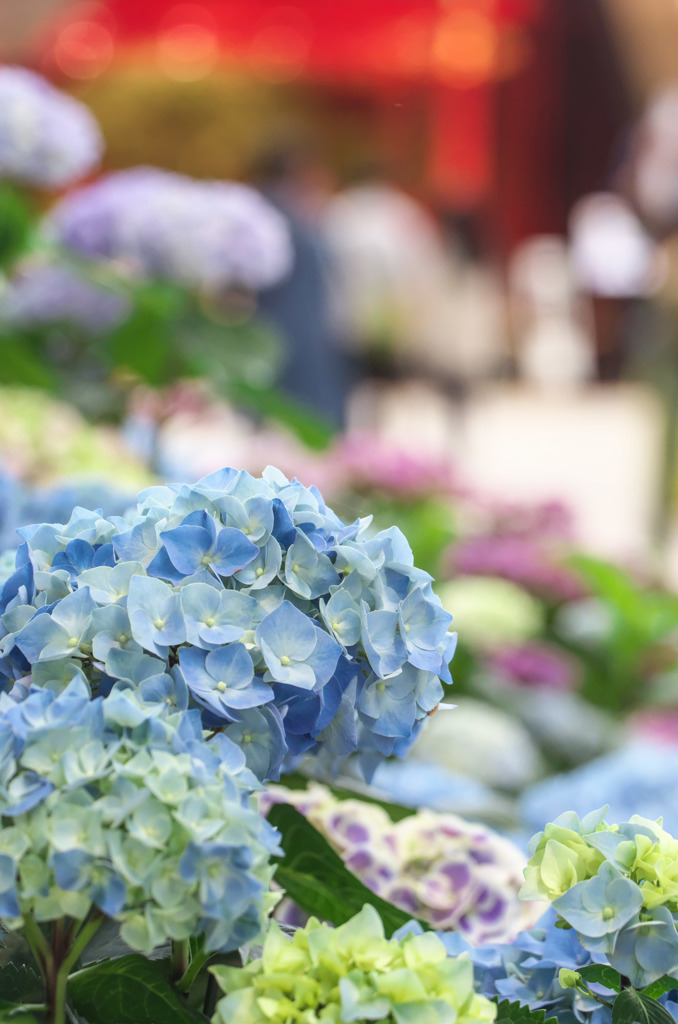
5 0 678 843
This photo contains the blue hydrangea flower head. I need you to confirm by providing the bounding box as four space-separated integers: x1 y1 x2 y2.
0 466 457 781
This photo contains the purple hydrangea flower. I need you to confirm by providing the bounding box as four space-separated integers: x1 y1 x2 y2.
451 534 583 603
263 783 542 945
489 643 577 691
47 167 293 290
0 67 102 189
0 261 130 335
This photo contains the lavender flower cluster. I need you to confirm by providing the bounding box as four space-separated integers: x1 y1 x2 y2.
262 783 541 944
0 67 102 190
47 167 293 291
0 261 131 335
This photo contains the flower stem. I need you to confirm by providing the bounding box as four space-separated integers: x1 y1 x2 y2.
171 938 190 983
52 914 104 1024
176 949 212 994
574 981 614 1009
24 912 104 1024
22 913 53 973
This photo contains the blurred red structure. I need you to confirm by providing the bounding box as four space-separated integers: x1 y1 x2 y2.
40 0 631 254
49 1 538 81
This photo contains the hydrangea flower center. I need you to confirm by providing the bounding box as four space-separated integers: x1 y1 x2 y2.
216 681 227 693
68 637 78 648
280 655 291 667
154 619 166 630
602 906 615 920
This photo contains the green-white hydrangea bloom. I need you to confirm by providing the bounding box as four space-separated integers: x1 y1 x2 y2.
521 808 678 986
437 577 543 651
211 904 498 1024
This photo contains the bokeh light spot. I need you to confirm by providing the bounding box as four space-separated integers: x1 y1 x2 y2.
53 20 114 79
156 23 220 81
432 10 498 85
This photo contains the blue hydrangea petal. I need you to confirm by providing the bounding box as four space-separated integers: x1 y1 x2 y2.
211 528 258 577
50 585 96 637
222 705 286 781
255 601 317 662
160 524 215 576
284 530 339 599
358 686 416 738
50 849 93 891
233 537 282 589
127 576 185 656
361 606 407 677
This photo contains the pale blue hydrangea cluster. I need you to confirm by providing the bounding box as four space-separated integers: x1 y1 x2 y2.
442 910 678 1024
47 167 293 291
0 67 102 189
0 261 131 335
0 466 456 781
440 911 611 1024
0 678 279 953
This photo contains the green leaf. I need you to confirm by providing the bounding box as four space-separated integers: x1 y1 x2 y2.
68 955 207 1024
493 998 558 1024
268 804 423 937
0 933 44 1009
106 307 174 385
0 183 33 269
642 977 678 1000
226 380 334 450
0 335 57 390
612 988 676 1024
577 965 622 992
0 964 43 1006
0 1002 43 1023
171 311 282 387
80 919 170 967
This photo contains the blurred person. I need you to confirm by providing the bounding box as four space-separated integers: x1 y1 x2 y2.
509 236 595 387
568 193 664 380
624 88 678 239
615 89 678 547
252 140 353 429
323 161 504 387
